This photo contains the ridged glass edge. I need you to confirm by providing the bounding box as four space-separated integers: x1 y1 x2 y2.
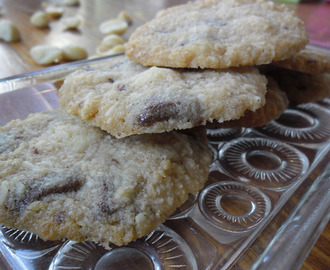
0 53 124 94
251 159 330 270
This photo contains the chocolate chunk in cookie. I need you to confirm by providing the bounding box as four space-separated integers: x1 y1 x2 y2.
59 57 267 138
0 110 212 249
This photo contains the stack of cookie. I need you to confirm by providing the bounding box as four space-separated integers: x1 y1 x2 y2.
59 0 312 138
265 48 330 105
1 0 328 250
124 0 328 128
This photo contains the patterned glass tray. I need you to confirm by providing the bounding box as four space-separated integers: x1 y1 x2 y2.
0 57 329 270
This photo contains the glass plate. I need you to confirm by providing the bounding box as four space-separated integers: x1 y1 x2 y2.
0 53 329 270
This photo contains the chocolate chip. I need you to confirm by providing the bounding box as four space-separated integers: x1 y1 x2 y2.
136 102 178 126
23 177 82 206
117 84 127 91
306 59 317 65
54 212 65 223
99 201 116 215
111 158 119 165
98 182 117 215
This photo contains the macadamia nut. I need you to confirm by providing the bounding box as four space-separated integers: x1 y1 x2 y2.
98 44 125 56
30 45 63 65
45 5 64 19
0 19 21 42
30 11 50 28
99 18 128 35
96 34 124 55
62 45 87 60
118 10 132 25
61 16 80 30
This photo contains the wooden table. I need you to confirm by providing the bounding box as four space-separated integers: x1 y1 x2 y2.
0 0 193 78
0 0 329 269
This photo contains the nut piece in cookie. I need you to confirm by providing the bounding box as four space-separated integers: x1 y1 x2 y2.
126 0 308 68
0 110 212 249
59 57 267 138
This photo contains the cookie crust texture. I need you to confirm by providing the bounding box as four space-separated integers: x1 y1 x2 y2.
126 0 308 69
273 48 330 74
212 77 289 128
0 110 212 248
59 57 267 138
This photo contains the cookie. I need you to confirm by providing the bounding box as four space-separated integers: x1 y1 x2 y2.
265 67 330 105
0 110 212 249
126 0 308 69
209 78 289 128
59 57 267 138
272 48 330 74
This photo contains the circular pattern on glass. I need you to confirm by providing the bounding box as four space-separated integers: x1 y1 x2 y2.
49 241 105 270
257 103 330 145
207 127 245 144
94 247 154 270
49 225 197 270
199 181 271 232
219 137 309 189
0 226 60 258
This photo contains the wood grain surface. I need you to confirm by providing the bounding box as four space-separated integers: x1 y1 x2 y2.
0 0 329 269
